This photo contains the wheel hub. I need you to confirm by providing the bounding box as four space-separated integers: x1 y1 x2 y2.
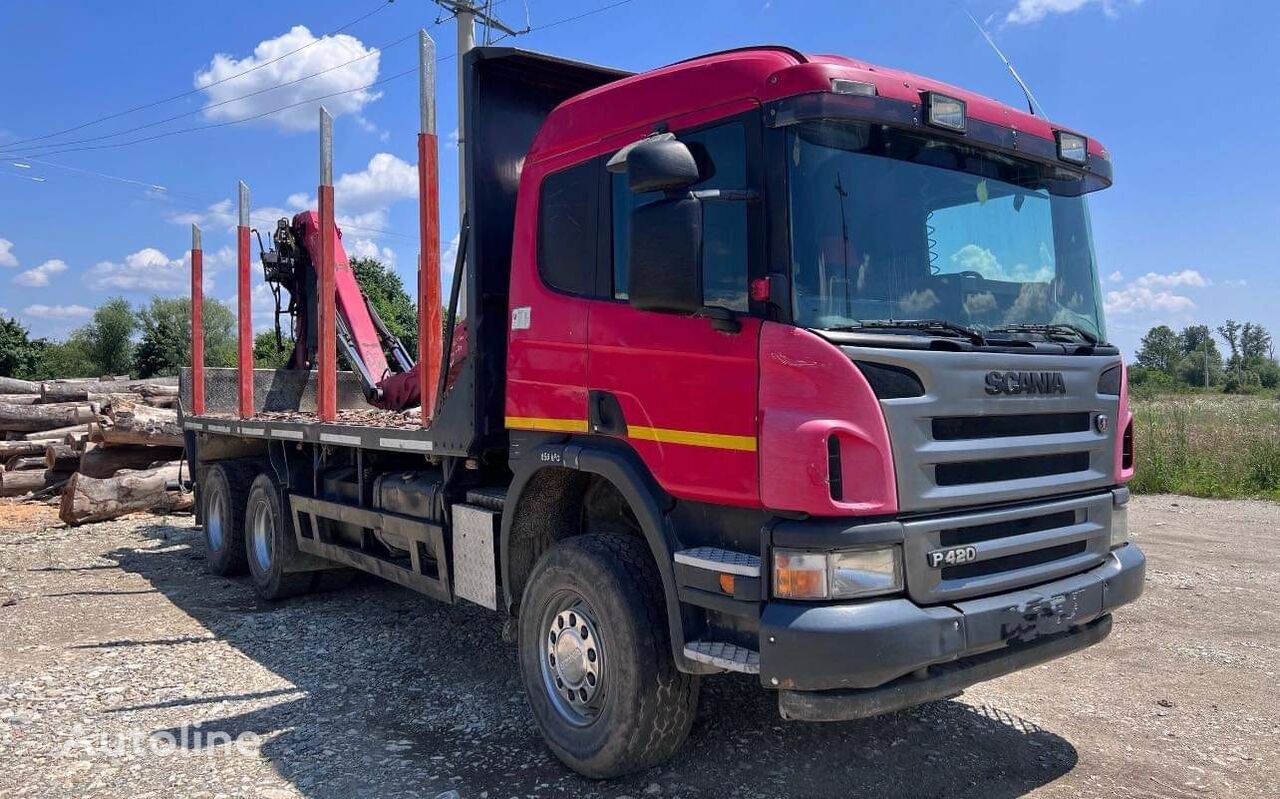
544 604 603 720
249 501 273 572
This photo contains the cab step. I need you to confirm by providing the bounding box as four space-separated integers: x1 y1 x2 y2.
684 640 760 674
673 546 761 577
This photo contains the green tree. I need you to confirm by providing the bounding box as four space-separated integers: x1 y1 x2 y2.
1241 322 1272 362
80 297 137 377
1177 326 1225 388
31 335 96 379
1136 325 1182 375
351 257 418 359
133 296 236 377
254 331 294 369
1217 319 1242 369
0 317 41 378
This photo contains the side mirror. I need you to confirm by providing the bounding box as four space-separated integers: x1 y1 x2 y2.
622 137 699 193
627 195 703 315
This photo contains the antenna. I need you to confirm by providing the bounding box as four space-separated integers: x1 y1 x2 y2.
958 6 1047 118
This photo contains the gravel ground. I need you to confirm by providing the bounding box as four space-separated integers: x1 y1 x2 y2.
0 495 1276 798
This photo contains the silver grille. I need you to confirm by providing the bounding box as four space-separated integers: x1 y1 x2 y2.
903 492 1112 603
845 347 1122 513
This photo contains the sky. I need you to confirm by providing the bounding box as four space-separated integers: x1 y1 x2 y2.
0 0 1275 357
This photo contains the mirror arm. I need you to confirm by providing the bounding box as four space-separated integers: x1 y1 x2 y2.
697 305 742 334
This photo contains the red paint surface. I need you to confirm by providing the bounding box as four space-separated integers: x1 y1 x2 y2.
236 226 253 417
316 186 337 422
529 48 1106 168
190 247 205 415
294 210 390 385
1115 360 1134 483
419 132 442 424
758 323 897 516
505 156 591 430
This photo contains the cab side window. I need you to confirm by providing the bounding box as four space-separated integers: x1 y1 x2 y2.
611 122 749 312
538 160 598 295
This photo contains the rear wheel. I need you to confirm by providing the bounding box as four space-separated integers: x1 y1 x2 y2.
244 474 315 601
518 533 699 778
201 463 254 576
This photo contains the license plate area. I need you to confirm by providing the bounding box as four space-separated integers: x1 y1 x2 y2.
955 578 1105 650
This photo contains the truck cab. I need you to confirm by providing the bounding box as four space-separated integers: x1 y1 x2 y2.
494 45 1143 762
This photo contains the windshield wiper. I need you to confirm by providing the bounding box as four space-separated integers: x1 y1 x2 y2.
833 319 987 346
990 323 1100 346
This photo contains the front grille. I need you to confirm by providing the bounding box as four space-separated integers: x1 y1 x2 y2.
935 452 1090 486
941 540 1088 580
902 492 1112 603
932 412 1091 440
939 509 1077 547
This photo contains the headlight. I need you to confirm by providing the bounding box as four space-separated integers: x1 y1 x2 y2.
773 546 903 600
1111 495 1130 548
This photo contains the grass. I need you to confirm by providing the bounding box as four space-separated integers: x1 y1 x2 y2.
1129 393 1280 501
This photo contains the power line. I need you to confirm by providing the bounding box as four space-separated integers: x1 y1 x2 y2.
1 29 420 158
1 0 634 161
2 0 396 150
492 0 633 43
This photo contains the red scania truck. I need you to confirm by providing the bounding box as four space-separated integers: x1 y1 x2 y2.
181 42 1145 778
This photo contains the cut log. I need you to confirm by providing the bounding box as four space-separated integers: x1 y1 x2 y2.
4 455 44 471
59 463 192 525
44 443 80 472
0 402 98 433
0 469 71 498
0 376 40 395
24 422 96 442
101 399 183 447
78 444 182 479
0 394 38 405
39 377 176 402
0 440 46 460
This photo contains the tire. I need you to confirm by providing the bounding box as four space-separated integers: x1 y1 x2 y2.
201 462 255 576
244 473 315 601
518 533 700 778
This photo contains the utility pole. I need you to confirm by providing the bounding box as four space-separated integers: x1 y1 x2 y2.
431 1 526 218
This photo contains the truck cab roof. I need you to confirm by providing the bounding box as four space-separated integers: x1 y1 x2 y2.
529 45 1107 166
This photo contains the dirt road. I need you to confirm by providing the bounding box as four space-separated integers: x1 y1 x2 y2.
0 495 1276 798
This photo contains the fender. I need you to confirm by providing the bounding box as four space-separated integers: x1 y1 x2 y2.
500 435 714 673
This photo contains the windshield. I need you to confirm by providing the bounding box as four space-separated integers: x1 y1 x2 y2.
787 121 1107 342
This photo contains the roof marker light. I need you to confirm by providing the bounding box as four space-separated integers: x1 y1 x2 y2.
831 78 876 97
1056 131 1088 164
923 91 966 132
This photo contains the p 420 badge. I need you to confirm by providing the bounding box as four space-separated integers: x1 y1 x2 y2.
927 544 978 569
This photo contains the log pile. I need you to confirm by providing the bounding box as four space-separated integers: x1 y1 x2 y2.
0 375 190 524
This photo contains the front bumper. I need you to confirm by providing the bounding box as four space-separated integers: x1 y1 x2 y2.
759 541 1145 720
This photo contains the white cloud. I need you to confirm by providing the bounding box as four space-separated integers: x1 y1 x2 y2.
949 244 1053 283
347 237 396 267
0 238 16 267
22 303 91 318
1107 270 1124 283
1006 0 1141 25
90 248 189 293
290 153 416 226
14 258 68 287
194 26 382 132
1104 269 1209 315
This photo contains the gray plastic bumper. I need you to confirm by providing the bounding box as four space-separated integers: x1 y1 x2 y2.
759 542 1145 712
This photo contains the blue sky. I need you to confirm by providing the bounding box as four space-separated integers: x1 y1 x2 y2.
0 0 1274 357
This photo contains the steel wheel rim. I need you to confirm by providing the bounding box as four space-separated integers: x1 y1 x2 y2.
206 491 226 551
538 591 607 726
249 499 274 573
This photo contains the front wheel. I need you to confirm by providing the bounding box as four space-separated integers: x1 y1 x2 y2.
518 534 699 778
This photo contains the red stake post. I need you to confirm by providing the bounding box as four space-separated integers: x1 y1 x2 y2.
190 224 205 415
317 107 337 423
418 30 442 426
236 181 254 418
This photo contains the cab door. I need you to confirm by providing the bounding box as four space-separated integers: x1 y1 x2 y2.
587 116 764 508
